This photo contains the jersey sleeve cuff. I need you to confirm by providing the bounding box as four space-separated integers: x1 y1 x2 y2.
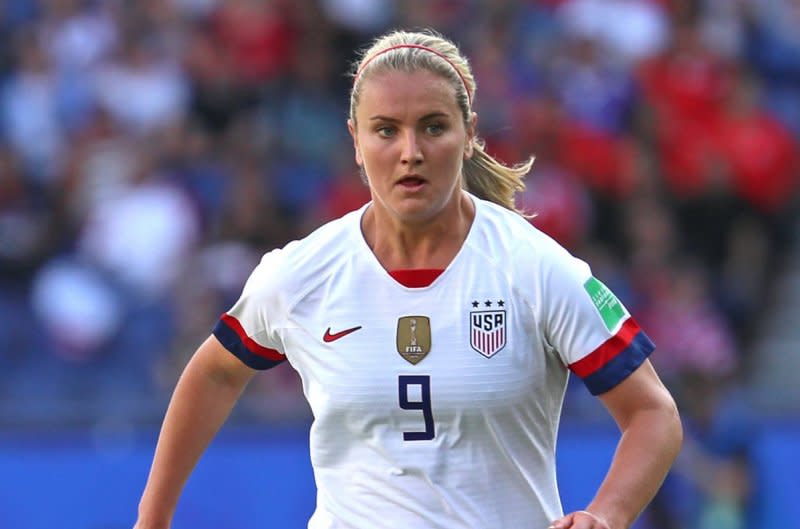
569 318 655 395
213 314 285 370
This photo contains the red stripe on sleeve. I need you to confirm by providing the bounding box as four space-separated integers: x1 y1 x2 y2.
569 317 640 378
220 313 284 361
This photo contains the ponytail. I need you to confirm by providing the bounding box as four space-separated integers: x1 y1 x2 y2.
463 140 533 215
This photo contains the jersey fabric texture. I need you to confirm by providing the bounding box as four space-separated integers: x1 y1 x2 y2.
213 195 655 529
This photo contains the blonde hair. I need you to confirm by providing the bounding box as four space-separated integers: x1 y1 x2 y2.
349 29 533 214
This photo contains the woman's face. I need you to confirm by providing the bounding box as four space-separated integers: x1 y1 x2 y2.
349 68 475 225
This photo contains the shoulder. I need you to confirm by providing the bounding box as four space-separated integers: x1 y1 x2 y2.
466 197 593 313
244 208 365 302
469 197 580 274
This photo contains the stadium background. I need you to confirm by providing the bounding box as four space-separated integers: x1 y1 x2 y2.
0 0 799 528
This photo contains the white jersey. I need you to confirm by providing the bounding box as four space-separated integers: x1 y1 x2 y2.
213 195 654 529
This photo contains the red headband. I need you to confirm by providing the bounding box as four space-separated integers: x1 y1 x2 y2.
354 44 472 107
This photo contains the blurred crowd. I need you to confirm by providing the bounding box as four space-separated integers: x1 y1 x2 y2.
0 0 799 526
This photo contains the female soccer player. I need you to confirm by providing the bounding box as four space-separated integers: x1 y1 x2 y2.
134 30 682 529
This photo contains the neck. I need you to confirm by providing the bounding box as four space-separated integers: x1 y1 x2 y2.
362 191 474 270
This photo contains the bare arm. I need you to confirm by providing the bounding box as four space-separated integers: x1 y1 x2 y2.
551 360 683 529
134 335 257 529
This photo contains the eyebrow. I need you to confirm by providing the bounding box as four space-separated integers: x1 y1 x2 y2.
368 112 450 122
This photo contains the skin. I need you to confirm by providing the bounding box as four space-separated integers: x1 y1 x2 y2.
348 68 477 270
135 336 256 529
550 361 682 529
135 65 682 529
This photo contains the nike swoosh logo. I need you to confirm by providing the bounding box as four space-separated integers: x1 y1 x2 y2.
323 325 363 343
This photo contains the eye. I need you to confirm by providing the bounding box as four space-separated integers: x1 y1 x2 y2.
425 122 445 136
376 125 396 138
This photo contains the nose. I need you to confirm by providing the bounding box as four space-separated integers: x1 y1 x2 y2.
400 130 423 166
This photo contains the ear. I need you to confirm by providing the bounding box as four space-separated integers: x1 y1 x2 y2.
464 112 477 160
347 119 363 166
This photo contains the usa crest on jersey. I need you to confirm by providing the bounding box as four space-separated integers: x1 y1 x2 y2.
470 308 507 358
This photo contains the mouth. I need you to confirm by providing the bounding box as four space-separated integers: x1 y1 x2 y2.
396 174 427 191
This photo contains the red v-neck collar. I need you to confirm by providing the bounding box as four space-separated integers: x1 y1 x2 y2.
388 269 445 288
